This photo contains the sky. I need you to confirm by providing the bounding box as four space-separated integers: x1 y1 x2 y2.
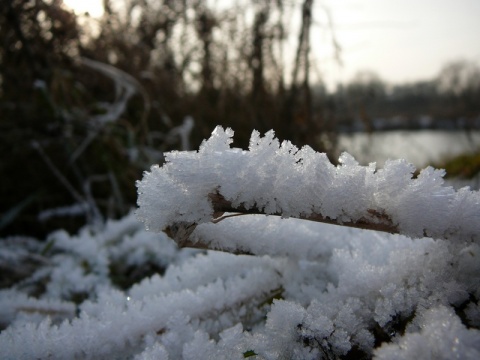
63 0 480 90
317 0 480 88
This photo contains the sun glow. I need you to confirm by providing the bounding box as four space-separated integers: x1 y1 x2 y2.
63 0 104 18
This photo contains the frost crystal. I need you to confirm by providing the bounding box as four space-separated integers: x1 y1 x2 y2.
374 306 480 360
137 126 480 242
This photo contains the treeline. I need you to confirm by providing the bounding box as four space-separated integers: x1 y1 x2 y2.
329 63 480 132
0 0 479 237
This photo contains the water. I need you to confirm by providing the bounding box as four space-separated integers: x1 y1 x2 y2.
337 130 480 169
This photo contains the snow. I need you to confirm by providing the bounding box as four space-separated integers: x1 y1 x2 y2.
1 126 479 358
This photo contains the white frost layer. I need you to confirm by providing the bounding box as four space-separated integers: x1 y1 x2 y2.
0 289 75 329
1 216 479 359
191 214 349 260
374 306 480 360
0 252 282 359
136 126 480 241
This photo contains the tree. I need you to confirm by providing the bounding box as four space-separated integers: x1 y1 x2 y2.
435 60 480 123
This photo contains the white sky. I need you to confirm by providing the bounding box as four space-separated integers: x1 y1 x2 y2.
317 0 480 89
64 0 480 89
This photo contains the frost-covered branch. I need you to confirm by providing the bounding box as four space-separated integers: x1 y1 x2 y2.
208 192 397 232
137 126 480 253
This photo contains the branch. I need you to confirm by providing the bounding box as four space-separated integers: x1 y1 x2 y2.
209 192 398 233
165 191 397 254
138 127 480 255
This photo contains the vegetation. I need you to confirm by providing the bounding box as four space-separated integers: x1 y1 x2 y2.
434 152 480 179
1 128 479 359
1 0 479 238
332 62 480 132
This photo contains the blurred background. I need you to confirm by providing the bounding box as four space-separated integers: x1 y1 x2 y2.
1 0 479 238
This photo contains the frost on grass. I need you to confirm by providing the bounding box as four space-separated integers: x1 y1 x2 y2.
1 126 480 359
2 220 479 359
374 306 480 359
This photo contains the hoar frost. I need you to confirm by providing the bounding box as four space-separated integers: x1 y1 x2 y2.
1 126 479 359
137 126 480 242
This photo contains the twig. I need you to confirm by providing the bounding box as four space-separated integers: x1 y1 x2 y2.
31 141 84 203
211 212 248 224
208 192 398 234
165 191 398 254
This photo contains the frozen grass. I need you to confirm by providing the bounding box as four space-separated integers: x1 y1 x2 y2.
1 127 479 359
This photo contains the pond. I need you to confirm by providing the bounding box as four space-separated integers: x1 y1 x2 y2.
336 130 480 169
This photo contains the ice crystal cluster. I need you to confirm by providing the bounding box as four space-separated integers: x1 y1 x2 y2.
1 127 480 359
137 127 479 241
